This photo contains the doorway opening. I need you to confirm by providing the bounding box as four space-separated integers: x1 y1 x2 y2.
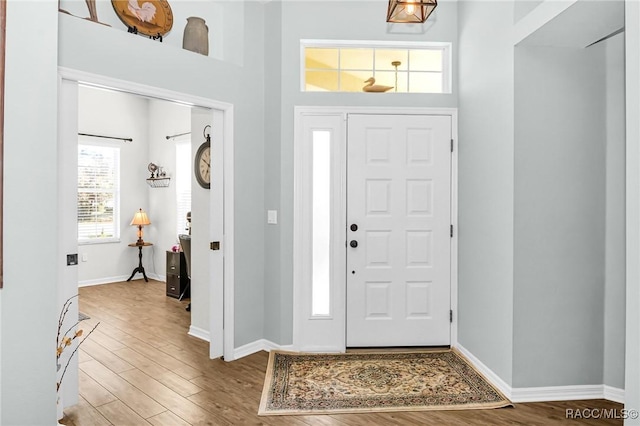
57 67 235 408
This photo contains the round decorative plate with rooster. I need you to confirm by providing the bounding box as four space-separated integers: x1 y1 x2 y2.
111 0 173 37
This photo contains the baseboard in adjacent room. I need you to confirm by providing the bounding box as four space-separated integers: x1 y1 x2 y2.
79 274 163 287
78 275 131 287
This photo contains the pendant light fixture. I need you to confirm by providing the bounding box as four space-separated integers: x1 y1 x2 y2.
387 0 437 23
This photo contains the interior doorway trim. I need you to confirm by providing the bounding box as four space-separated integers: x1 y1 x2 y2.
292 106 458 352
57 67 235 362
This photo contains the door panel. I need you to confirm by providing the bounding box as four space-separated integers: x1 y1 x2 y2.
346 114 451 347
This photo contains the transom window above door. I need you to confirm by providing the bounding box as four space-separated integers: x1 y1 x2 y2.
301 40 451 94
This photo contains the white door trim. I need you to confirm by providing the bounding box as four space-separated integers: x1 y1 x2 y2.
293 113 347 352
293 106 458 352
57 67 235 362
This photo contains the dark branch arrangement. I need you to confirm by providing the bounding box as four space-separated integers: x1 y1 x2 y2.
56 295 99 392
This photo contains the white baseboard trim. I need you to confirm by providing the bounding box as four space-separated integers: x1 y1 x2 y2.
603 385 625 404
233 339 294 360
454 343 625 404
188 326 210 342
78 275 131 287
296 346 345 353
454 344 512 399
79 274 164 287
510 385 606 403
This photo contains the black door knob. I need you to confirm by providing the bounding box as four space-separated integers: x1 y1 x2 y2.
350 224 358 232
350 240 358 248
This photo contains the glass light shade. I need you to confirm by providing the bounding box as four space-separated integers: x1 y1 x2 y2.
387 0 437 23
130 209 151 226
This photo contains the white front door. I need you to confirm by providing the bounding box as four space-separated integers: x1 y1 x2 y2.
346 114 452 347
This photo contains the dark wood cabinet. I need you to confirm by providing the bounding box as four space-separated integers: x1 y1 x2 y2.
166 251 189 298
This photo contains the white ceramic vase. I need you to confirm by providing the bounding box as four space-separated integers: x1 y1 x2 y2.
183 17 209 56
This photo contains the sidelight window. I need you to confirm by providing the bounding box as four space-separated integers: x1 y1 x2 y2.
312 130 332 316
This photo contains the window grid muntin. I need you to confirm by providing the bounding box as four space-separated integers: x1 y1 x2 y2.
302 42 450 94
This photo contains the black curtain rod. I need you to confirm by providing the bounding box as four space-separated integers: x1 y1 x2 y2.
166 131 191 140
79 133 133 143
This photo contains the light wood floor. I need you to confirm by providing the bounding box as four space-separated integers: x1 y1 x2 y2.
62 279 623 425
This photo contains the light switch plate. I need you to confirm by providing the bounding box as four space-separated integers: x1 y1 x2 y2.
267 210 278 225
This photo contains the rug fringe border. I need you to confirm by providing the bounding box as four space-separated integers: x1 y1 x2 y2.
258 401 513 416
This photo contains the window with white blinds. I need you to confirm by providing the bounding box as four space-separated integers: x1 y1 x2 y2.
176 141 192 237
78 144 120 243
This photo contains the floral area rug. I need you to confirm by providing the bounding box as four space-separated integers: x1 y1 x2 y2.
258 349 512 415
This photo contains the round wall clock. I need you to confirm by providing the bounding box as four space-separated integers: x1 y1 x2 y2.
111 0 173 37
194 140 211 189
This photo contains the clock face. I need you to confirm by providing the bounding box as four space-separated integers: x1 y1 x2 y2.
195 142 211 189
199 147 210 182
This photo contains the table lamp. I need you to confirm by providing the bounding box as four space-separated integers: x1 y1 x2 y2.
130 208 151 245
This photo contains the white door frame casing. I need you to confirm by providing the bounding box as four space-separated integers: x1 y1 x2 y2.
57 67 235 362
292 106 459 352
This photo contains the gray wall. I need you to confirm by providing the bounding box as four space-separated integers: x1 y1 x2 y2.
267 0 459 345
1 2 60 424
263 1 285 344
513 45 606 387
459 0 627 390
457 0 515 386
603 33 626 390
232 2 266 346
